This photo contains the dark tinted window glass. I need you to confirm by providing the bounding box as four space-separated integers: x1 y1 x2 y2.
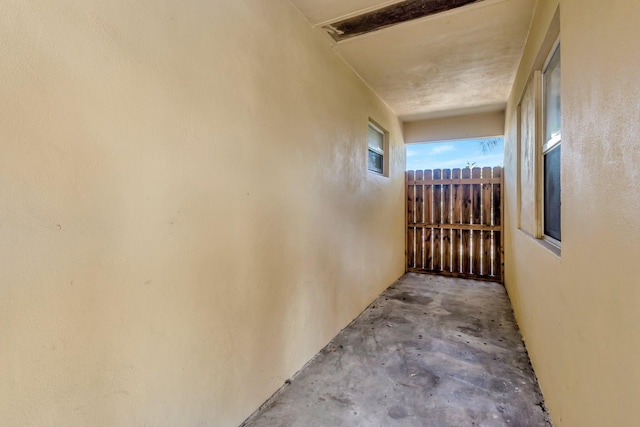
544 145 561 240
368 150 383 174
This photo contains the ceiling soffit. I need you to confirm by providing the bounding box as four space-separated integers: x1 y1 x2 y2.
289 0 536 121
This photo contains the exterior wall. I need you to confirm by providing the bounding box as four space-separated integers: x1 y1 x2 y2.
0 1 405 426
504 0 640 426
403 110 505 144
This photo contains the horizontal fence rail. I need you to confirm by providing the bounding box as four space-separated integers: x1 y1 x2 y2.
406 167 503 282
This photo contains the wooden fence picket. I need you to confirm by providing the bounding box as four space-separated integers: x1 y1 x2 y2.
451 168 462 274
415 170 424 269
492 167 502 278
432 169 442 272
423 170 433 270
461 167 472 275
442 169 452 273
471 168 482 276
407 170 415 269
482 167 493 276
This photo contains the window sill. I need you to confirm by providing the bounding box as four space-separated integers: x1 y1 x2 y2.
538 237 561 257
368 170 389 178
516 228 561 257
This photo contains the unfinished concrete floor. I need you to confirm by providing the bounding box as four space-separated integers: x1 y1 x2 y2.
242 273 551 427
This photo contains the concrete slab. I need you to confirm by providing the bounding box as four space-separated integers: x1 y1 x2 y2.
242 273 551 427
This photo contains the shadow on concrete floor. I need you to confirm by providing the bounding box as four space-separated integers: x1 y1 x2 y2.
242 273 552 427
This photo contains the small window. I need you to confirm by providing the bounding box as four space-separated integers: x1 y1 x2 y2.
542 43 561 242
367 121 386 175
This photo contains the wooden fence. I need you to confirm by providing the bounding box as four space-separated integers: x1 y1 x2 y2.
406 167 503 282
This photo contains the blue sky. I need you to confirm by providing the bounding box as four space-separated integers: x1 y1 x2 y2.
406 138 504 171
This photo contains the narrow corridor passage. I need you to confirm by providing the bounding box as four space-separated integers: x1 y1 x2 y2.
242 274 551 427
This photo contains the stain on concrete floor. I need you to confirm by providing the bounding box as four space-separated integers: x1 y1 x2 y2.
242 273 551 427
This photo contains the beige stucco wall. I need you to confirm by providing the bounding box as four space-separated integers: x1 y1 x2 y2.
0 1 405 425
403 110 505 144
504 0 640 426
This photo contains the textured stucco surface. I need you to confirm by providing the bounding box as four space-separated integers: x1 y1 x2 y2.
0 1 405 426
403 110 505 144
503 1 640 426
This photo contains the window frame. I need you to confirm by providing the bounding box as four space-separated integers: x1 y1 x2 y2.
367 119 389 177
540 39 561 246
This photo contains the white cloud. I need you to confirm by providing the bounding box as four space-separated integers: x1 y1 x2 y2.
429 145 455 155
